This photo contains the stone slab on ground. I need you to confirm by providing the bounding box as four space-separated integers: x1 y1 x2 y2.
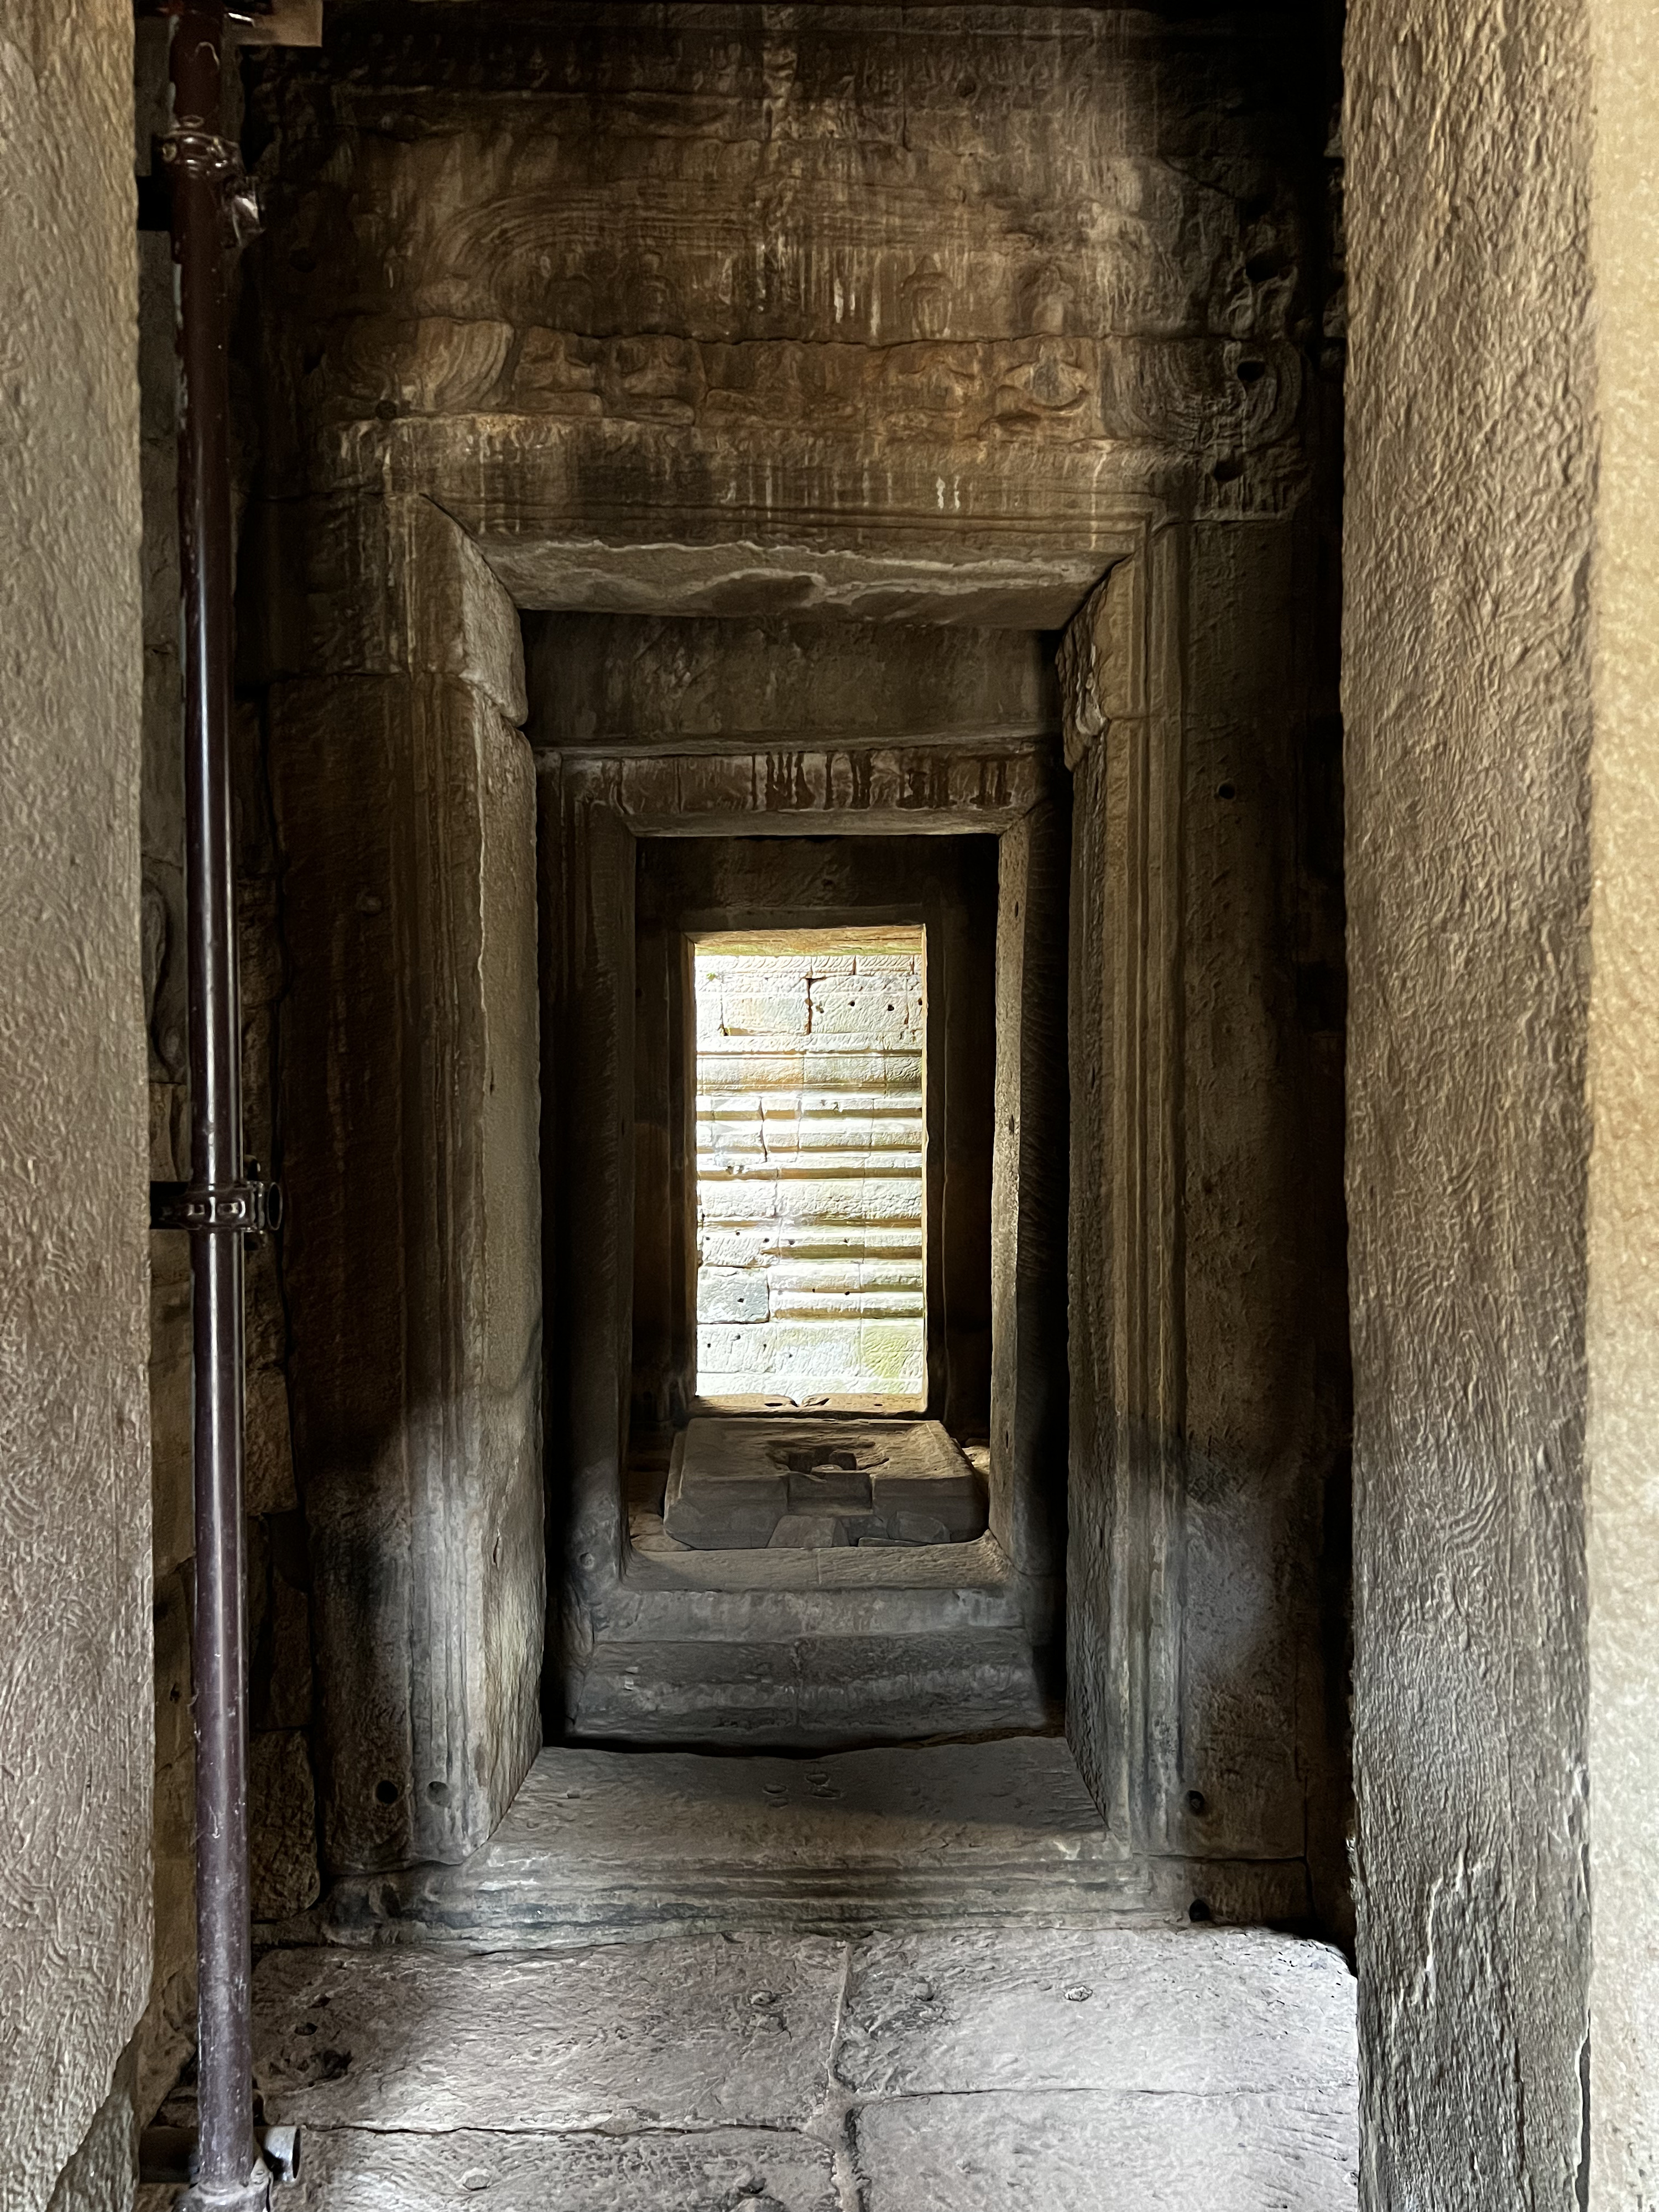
251 1924 1357 2212
837 1924 1356 2100
284 2126 841 2212
852 2089 1358 2211
304 1738 1229 1948
254 1934 845 2133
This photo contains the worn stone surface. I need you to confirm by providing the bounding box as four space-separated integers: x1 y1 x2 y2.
250 1920 1354 2212
1063 506 1348 1913
1347 0 1659 2197
285 2126 838 2212
43 2067 137 2212
853 2090 1357 2212
244 6 1325 528
249 1731 323 1923
628 1516 1014 1588
0 6 152 2209
837 1926 1355 2100
527 613 1058 749
990 798 1072 1650
295 1738 1310 1951
571 1627 1052 1751
140 1570 196 2125
255 1936 847 2132
1582 3 1659 2203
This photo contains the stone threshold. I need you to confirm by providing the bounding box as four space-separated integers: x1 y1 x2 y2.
257 1739 1312 1954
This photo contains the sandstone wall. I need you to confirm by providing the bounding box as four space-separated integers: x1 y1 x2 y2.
1345 0 1657 2198
0 6 151 2209
1584 0 1659 2190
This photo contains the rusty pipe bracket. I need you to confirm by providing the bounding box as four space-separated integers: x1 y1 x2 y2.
157 127 241 181
152 1162 281 1238
154 129 263 245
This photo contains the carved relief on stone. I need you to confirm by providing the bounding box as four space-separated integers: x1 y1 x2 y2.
990 340 1096 437
1100 335 1302 451
328 314 514 416
509 328 603 416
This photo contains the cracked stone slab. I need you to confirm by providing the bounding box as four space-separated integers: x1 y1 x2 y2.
254 1934 847 2134
852 2088 1359 2211
837 1926 1357 2101
284 2125 840 2212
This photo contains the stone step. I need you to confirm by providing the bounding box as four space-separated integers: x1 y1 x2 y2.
571 1625 1052 1749
273 1734 1283 1947
280 1739 1304 1954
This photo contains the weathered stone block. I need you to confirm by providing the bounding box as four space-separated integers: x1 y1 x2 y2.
665 1420 987 1551
245 493 528 725
244 1362 295 1516
293 2126 839 2212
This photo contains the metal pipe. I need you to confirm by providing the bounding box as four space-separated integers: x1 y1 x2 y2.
140 2127 301 2189
163 9 267 2207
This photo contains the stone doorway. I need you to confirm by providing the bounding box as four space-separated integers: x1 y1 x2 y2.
534 614 1070 1749
689 924 930 1412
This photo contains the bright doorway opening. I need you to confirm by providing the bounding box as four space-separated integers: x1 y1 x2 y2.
691 925 927 1409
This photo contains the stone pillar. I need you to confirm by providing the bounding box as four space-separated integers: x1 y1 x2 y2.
1063 510 1347 1914
1346 0 1658 2195
536 764 635 1717
991 793 1071 1644
260 497 542 1871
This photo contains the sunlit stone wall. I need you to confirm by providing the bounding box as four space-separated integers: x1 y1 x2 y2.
694 930 926 1404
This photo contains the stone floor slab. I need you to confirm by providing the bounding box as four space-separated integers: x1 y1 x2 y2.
254 1934 845 2134
852 2088 1358 2211
285 2125 840 2212
242 1910 1358 2212
837 1925 1357 2100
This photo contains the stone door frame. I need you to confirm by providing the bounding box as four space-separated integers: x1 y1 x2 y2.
263 473 1210 1885
539 720 1072 1724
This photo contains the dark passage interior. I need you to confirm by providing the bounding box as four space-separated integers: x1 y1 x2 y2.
531 612 1073 1752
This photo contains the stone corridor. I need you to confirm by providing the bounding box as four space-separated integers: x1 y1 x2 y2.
145 1744 1357 2211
